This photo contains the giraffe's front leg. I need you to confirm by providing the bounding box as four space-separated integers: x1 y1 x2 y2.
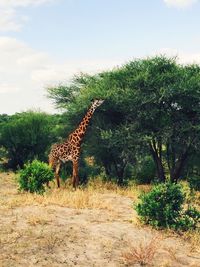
72 160 79 189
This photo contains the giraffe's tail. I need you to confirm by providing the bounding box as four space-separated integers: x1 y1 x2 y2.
48 158 55 170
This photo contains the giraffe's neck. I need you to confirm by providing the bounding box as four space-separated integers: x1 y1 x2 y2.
68 105 96 145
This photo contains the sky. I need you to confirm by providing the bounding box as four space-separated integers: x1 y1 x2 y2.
0 0 200 114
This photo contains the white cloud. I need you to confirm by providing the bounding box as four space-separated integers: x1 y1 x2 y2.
0 8 23 31
0 0 58 32
0 37 120 114
1 37 200 114
31 60 121 85
0 0 56 8
0 83 20 94
163 0 198 8
153 47 200 64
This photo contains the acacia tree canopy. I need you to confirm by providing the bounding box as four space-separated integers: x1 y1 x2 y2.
47 56 200 183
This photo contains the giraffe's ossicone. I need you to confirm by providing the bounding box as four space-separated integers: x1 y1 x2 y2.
48 99 104 189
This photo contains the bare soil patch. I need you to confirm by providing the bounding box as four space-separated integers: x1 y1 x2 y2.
0 172 200 267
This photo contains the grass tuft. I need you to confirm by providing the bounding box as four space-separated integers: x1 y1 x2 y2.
122 236 161 266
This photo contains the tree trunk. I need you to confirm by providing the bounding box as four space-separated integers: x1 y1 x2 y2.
170 149 189 182
113 160 126 186
149 141 166 182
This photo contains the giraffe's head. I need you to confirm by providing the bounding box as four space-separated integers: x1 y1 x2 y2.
91 99 104 109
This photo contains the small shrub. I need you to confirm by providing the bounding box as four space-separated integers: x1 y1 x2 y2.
188 175 200 191
18 160 54 194
135 182 184 228
135 182 200 231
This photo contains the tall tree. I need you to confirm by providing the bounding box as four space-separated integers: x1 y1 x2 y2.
47 56 200 183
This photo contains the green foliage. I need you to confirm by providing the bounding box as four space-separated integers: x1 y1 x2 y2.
18 160 54 194
0 114 10 123
135 182 200 230
0 111 59 169
47 56 200 184
59 157 101 185
47 84 80 109
188 175 200 191
136 182 185 228
175 207 200 231
133 156 156 184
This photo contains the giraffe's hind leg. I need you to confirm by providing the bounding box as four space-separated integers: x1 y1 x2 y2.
72 160 79 189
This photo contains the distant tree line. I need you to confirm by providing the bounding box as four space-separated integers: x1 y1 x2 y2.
0 56 200 185
0 112 64 169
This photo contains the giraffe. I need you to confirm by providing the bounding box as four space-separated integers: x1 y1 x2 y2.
48 99 104 189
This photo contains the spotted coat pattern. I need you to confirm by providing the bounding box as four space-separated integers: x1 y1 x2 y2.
48 99 104 188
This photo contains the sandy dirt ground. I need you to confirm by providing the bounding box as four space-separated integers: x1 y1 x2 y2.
0 172 200 267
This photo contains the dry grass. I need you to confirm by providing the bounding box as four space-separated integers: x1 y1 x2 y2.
87 176 151 196
1 172 200 267
122 236 161 266
27 215 51 226
181 229 200 253
39 233 62 253
194 191 200 206
0 175 143 211
1 188 113 210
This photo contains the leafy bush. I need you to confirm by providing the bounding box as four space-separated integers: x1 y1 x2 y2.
136 182 184 228
18 160 54 194
135 182 200 230
188 175 200 191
